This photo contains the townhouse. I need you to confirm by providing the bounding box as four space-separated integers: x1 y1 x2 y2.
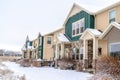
56 2 120 70
43 28 65 61
96 2 120 57
80 2 120 69
21 33 43 60
21 1 120 70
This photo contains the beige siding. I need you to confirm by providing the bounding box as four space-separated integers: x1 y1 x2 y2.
82 32 93 40
53 29 64 43
43 35 54 61
98 40 108 56
96 5 120 31
69 6 82 17
116 5 120 23
32 39 39 48
43 28 64 61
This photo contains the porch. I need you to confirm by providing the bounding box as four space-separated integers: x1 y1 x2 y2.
80 29 101 70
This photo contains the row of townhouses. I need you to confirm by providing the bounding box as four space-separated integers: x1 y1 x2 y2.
21 2 120 70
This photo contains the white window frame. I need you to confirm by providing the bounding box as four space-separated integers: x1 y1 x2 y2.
109 9 116 23
109 42 120 54
72 24 76 36
72 18 85 37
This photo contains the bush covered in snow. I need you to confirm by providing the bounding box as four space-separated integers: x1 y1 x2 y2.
90 56 120 80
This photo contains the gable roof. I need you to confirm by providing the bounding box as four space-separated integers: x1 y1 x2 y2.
43 27 64 36
63 3 94 26
95 1 120 14
80 28 102 39
99 22 120 39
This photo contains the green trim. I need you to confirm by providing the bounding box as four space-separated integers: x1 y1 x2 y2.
38 36 44 59
65 10 94 41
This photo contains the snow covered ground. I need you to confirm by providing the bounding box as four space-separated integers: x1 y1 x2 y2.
2 61 93 80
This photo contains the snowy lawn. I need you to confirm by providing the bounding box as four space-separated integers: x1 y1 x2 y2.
2 61 93 80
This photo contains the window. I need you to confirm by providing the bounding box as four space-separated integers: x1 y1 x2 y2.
72 24 75 35
72 48 76 60
72 18 84 36
47 37 51 44
76 48 79 60
80 47 83 60
109 42 120 57
109 10 116 23
76 23 79 34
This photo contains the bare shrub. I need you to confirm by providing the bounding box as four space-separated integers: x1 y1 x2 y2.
76 60 83 71
91 55 120 80
20 59 31 67
58 58 75 70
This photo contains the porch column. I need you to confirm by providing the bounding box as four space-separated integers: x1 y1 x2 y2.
55 44 58 60
83 39 88 59
61 43 64 59
83 39 88 69
93 38 98 70
93 38 98 59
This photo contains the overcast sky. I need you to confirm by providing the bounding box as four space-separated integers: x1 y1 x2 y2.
0 0 120 51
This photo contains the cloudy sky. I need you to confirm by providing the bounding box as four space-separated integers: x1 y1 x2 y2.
0 0 120 51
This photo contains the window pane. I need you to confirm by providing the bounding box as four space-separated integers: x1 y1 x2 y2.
76 23 79 34
110 43 120 57
47 37 51 44
73 30 75 35
109 10 116 23
110 43 120 53
80 47 83 54
80 19 84 33
109 10 116 19
81 27 84 33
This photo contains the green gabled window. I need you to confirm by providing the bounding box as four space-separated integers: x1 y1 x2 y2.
72 18 85 37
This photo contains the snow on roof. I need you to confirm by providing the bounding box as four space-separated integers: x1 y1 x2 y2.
57 33 69 42
87 29 102 37
80 28 102 39
28 45 34 49
100 22 120 39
